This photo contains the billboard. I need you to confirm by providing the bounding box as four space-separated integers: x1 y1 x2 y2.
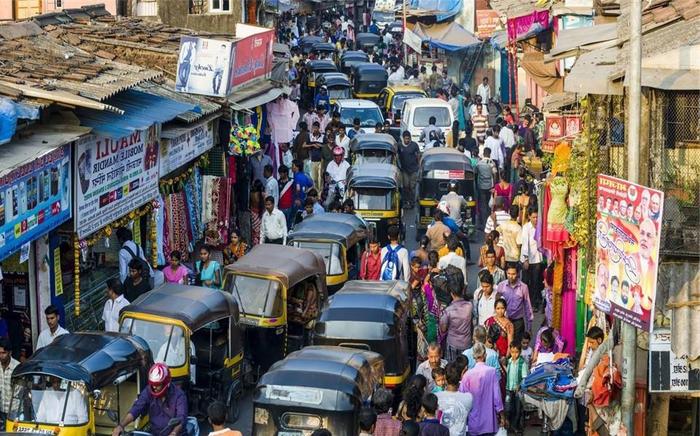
475 10 501 38
230 24 274 89
74 126 161 239
0 145 71 259
175 36 235 98
159 120 214 175
593 175 664 332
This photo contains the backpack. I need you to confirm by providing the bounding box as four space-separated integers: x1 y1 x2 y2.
431 265 465 306
123 244 153 285
381 244 404 281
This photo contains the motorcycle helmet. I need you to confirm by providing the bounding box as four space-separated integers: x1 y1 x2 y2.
332 146 344 156
148 363 171 398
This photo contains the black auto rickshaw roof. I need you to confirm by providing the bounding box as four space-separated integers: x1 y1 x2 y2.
356 32 381 45
309 59 337 72
336 280 409 303
123 284 240 331
341 50 369 61
13 332 152 390
289 216 367 247
352 62 389 78
349 133 398 154
347 163 399 189
321 293 402 325
287 346 384 386
318 73 351 87
421 147 474 173
312 42 336 53
259 357 364 404
299 35 323 51
225 244 326 289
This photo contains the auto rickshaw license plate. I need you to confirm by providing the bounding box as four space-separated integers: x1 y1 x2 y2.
278 432 303 436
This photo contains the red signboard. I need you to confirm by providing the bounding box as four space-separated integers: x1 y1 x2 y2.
475 10 501 38
229 28 274 89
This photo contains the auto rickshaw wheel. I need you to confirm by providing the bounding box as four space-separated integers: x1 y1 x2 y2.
226 380 242 423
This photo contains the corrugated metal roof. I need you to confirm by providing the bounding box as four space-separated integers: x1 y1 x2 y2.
76 90 196 137
134 81 222 123
659 261 700 362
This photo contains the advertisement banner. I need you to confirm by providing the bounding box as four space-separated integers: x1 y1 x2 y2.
649 328 700 392
175 36 235 98
75 126 160 239
159 120 214 175
0 144 71 260
475 10 501 38
593 175 664 332
230 25 274 89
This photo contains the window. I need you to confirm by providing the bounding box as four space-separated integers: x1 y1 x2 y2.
292 241 344 276
412 107 451 127
10 376 88 425
227 275 283 317
120 319 189 368
340 107 384 128
354 188 395 210
209 0 231 13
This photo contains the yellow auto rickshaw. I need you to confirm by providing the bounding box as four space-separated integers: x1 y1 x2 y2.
377 85 428 126
223 244 328 372
345 162 402 245
119 284 244 421
351 62 388 99
287 213 368 293
7 332 152 435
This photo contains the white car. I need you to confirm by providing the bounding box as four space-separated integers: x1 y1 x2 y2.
333 99 385 133
400 98 455 151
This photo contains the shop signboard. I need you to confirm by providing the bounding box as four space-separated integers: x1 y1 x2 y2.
230 24 274 89
159 120 215 175
593 175 664 332
403 28 423 53
0 144 71 260
75 126 161 239
476 10 501 38
544 115 564 140
175 36 235 98
649 328 700 392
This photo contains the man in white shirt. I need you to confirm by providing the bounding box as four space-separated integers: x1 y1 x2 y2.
388 65 404 84
436 363 473 436
380 226 411 281
263 164 279 207
473 269 500 326
520 209 544 311
0 337 18 424
102 279 130 333
36 305 69 350
483 128 504 170
326 146 351 184
156 325 195 369
484 197 511 236
36 377 88 425
335 125 351 159
498 122 515 150
438 236 468 286
440 181 468 227
261 196 288 244
476 77 491 103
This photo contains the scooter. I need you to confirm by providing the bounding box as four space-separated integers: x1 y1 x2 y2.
117 417 200 436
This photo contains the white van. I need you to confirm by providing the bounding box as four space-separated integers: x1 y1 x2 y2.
400 98 455 151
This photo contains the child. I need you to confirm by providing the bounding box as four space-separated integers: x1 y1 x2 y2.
520 332 533 363
431 367 446 393
419 393 449 435
506 341 529 435
409 256 428 292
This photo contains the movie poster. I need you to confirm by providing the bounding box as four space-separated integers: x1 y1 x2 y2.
593 175 664 332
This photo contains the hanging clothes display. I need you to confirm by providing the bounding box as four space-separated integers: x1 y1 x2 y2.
202 175 232 247
561 246 578 355
544 175 570 260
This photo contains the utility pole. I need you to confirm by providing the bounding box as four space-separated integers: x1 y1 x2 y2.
622 0 642 433
403 0 408 63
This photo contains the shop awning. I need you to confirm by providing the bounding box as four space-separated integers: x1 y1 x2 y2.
564 46 623 95
624 68 700 91
229 80 283 110
520 51 563 94
0 124 91 178
412 21 481 51
542 92 578 112
76 90 198 137
408 0 463 21
134 81 221 123
547 23 618 61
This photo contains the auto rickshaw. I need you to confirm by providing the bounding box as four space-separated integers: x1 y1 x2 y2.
307 59 338 90
119 285 244 420
311 41 337 61
351 62 388 99
287 213 368 292
6 332 152 435
377 85 428 126
356 32 381 52
287 346 385 391
416 147 477 235
299 35 323 54
339 50 369 75
312 280 411 392
223 244 328 372
349 132 398 164
253 346 382 436
316 72 352 103
345 162 402 245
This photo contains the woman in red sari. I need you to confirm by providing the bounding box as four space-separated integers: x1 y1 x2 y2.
485 297 514 358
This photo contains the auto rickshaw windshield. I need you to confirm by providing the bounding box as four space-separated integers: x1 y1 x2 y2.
391 93 424 112
227 275 283 318
291 241 343 276
328 87 351 100
10 376 88 425
354 188 395 210
120 318 187 368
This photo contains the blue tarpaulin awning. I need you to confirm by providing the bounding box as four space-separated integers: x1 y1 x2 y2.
412 21 481 52
76 90 199 137
409 0 462 21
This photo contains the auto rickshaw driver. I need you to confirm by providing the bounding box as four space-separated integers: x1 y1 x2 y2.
112 363 188 436
155 324 194 371
288 280 319 328
35 376 88 425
